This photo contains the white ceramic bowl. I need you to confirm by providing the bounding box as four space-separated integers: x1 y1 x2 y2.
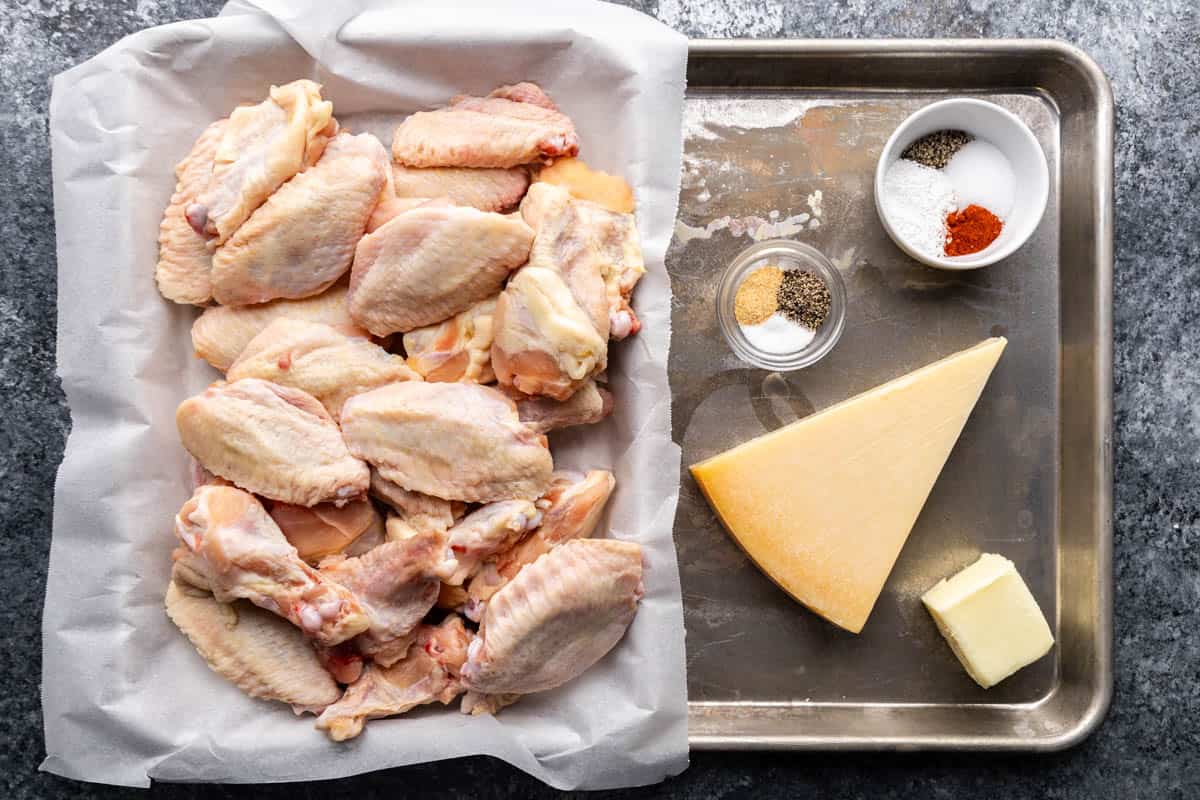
874 98 1049 270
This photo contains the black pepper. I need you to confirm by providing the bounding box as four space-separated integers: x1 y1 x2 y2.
901 129 973 169
776 270 831 330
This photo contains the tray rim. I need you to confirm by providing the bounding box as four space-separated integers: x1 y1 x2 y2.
679 37 1114 752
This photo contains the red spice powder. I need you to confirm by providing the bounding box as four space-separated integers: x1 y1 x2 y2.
945 204 1003 256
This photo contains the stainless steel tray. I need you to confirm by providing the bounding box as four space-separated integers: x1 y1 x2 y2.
670 40 1113 750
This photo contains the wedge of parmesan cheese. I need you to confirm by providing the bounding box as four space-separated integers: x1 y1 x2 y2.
690 337 1006 633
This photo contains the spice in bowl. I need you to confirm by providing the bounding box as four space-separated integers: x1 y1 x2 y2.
733 266 784 325
881 127 1016 259
778 270 831 329
734 266 831 354
945 204 1003 257
901 129 972 169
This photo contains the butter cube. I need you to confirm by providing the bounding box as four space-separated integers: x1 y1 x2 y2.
922 553 1054 688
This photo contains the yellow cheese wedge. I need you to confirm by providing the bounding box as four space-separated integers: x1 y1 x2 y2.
922 553 1054 688
690 337 1007 633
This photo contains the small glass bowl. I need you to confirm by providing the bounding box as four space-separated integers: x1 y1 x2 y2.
716 239 847 371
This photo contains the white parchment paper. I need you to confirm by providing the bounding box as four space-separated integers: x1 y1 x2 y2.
43 0 688 788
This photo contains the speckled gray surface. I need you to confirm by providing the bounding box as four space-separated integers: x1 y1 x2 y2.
3 0 1197 797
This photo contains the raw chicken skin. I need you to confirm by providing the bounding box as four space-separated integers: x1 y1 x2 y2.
466 470 615 615
523 181 645 340
269 497 385 564
366 196 443 234
520 182 611 338
536 157 635 214
391 83 577 168
211 132 389 305
165 580 341 711
462 539 642 695
460 690 520 716
156 119 225 305
576 200 646 340
316 615 472 741
402 297 497 384
369 468 458 536
443 500 542 586
190 283 365 372
320 530 453 664
227 318 420 419
176 378 369 506
491 266 607 401
340 382 553 503
391 165 529 212
349 205 533 335
172 485 369 647
316 641 365 685
479 82 562 110
509 380 614 433
187 80 336 244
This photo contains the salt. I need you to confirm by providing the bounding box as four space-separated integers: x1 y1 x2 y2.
881 159 956 256
741 312 815 354
942 138 1015 218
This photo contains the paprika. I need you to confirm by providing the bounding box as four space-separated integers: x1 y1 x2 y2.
944 204 1003 256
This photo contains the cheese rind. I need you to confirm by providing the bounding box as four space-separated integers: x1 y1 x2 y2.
690 337 1006 633
922 553 1054 688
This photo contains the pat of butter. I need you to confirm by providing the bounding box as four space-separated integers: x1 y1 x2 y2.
922 553 1054 688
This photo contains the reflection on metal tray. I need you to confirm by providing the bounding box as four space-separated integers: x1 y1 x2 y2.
671 39 1112 750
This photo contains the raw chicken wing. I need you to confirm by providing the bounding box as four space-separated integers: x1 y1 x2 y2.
576 200 646 339
316 615 472 741
402 297 497 383
491 266 607 401
481 82 562 109
226 318 420 419
370 468 458 536
523 181 645 340
443 500 542 586
536 157 635 214
461 539 642 697
320 530 452 665
349 205 533 334
391 165 529 212
187 80 336 243
156 119 225 305
520 182 611 337
165 580 341 711
211 132 389 304
509 380 614 433
466 470 614 615
176 378 369 506
190 283 365 371
172 485 369 647
269 497 386 564
340 382 553 503
391 83 577 168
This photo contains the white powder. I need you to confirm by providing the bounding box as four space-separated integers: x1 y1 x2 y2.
740 313 815 353
881 159 956 256
943 139 1015 218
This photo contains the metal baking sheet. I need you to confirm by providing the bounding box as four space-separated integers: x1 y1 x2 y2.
670 40 1112 750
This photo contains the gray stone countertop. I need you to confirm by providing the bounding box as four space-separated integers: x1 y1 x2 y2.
3 1 1196 797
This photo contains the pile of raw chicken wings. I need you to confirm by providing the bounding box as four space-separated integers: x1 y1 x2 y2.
155 79 647 741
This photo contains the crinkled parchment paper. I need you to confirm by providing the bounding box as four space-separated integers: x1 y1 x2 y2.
42 0 688 788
